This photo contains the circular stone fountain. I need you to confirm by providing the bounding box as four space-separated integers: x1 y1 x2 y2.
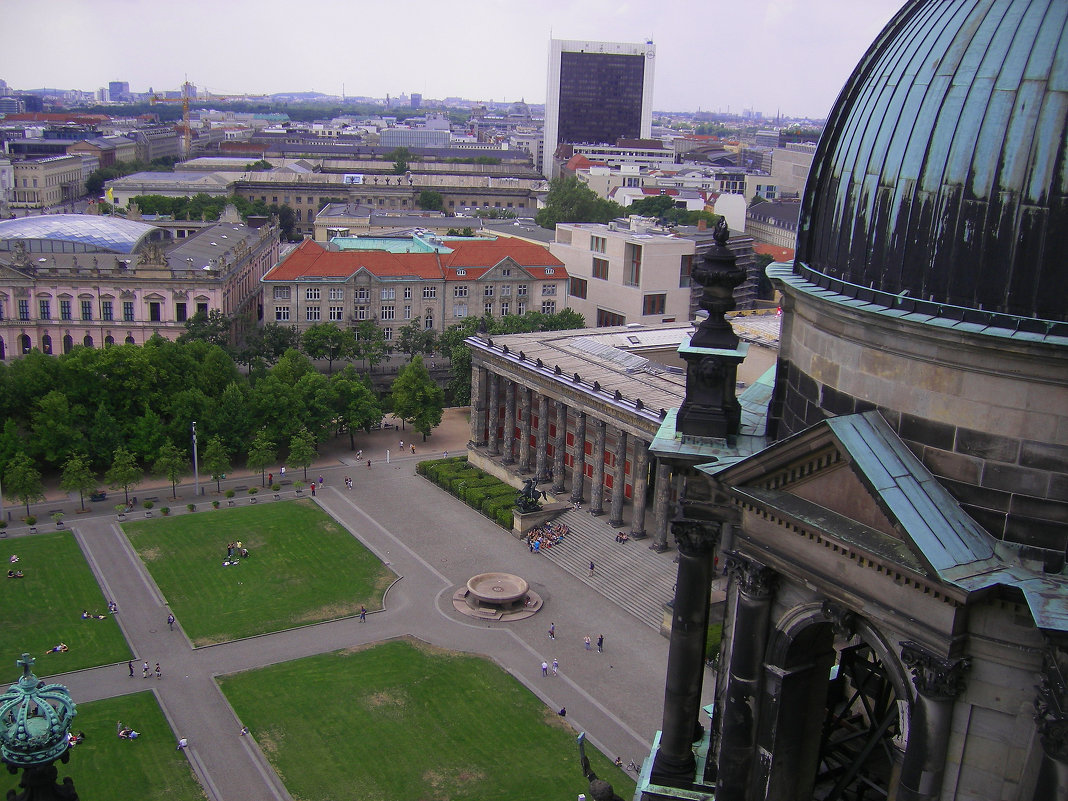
452 571 542 621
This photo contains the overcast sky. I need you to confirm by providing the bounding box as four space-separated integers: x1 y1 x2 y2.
4 0 904 118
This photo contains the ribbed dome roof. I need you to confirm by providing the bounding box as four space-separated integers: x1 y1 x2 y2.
796 0 1068 323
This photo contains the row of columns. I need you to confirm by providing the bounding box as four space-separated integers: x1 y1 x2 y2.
474 370 673 547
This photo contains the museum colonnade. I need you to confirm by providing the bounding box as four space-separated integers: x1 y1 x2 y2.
467 365 675 549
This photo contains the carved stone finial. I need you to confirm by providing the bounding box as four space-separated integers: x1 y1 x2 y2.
689 218 743 350
900 641 970 700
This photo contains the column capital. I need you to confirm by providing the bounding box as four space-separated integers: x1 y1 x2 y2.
900 641 970 700
1035 646 1068 762
726 555 777 599
670 516 719 556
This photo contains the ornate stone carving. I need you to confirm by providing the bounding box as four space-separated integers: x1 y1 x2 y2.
726 556 778 598
900 641 969 700
137 242 168 266
821 600 858 639
1035 646 1068 761
671 517 719 556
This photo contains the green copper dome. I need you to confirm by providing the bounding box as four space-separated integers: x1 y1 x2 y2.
796 0 1068 325
0 654 77 767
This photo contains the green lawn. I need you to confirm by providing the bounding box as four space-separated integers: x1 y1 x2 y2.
1 691 206 801
124 500 395 645
220 639 635 801
0 531 129 675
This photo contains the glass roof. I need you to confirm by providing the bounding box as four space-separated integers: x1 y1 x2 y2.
0 214 167 254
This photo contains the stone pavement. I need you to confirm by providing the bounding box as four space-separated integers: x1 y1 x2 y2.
5 408 687 801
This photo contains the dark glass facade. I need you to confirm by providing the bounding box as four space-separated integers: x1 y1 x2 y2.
557 52 645 146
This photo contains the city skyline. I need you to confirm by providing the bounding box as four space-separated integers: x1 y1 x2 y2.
4 0 903 118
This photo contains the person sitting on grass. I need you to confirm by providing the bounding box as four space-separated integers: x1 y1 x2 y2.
8 555 17 563
7 570 24 579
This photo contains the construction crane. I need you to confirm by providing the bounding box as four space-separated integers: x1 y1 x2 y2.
149 93 191 158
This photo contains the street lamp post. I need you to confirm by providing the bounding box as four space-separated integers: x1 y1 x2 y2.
192 421 200 498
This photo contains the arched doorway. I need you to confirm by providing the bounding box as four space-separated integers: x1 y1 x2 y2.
761 606 909 801
83 334 94 348
63 334 74 354
18 334 31 354
41 334 52 355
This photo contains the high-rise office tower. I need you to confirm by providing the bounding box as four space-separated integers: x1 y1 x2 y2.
543 38 655 177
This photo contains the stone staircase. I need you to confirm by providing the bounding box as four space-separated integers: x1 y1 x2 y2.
533 508 679 630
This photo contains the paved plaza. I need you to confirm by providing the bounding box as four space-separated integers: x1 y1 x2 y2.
2 408 689 800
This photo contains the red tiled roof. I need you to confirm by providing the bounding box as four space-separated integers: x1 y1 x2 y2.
264 239 443 281
753 243 795 262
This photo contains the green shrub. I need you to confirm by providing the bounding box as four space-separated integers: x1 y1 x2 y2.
143 500 154 510
225 489 236 499
706 622 723 661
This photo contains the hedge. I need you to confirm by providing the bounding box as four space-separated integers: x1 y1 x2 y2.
417 456 515 530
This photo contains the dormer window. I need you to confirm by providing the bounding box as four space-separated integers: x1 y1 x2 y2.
545 267 555 275
456 269 466 276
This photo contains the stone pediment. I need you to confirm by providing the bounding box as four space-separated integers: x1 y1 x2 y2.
483 257 533 279
718 410 996 582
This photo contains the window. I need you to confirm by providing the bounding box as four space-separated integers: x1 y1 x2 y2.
500 301 509 316
308 196 314 204
501 268 511 276
175 302 186 322
39 299 50 319
680 254 694 288
517 301 527 315
355 288 369 301
454 285 468 298
305 287 320 301
81 300 92 321
542 284 556 296
275 306 290 321
500 284 512 296
383 327 393 340
596 308 626 327
484 285 493 297
592 257 609 280
18 300 29 321
454 304 467 318
123 301 135 322
424 310 434 329
404 304 412 320
569 277 588 299
329 287 345 301
380 288 395 301
404 287 412 299
545 267 555 275
273 287 291 303
484 302 493 316
381 305 395 320
456 269 466 276
60 300 72 320
306 306 321 322
517 284 528 297
643 294 666 315
197 302 208 316
148 301 161 322
590 235 606 254
624 243 642 286
542 300 556 314
329 306 344 321
423 286 436 299
102 300 114 321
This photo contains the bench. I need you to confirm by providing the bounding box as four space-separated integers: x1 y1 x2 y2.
144 496 159 503
234 485 248 492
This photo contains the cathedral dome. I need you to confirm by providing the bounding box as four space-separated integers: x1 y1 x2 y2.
795 0 1068 324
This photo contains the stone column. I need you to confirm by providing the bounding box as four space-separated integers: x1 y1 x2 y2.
552 402 567 494
651 460 672 551
650 516 720 789
608 428 628 527
714 556 778 801
487 372 500 456
897 642 970 801
469 366 487 446
630 440 650 539
1034 648 1068 801
589 418 607 516
518 386 532 473
535 393 549 482
501 379 515 465
570 411 587 504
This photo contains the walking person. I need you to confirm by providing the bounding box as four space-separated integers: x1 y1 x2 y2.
142 661 149 679
597 634 604 653
588 560 595 578
410 444 415 455
386 449 391 464
584 635 591 651
552 658 559 676
176 737 188 750
541 661 548 677
268 473 273 486
359 605 367 622
548 622 555 640
167 613 175 631
155 663 162 680
128 660 134 678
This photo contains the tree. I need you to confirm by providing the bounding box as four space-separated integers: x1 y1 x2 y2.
178 309 233 349
418 190 444 211
287 427 316 481
153 441 187 499
390 355 445 441
4 452 44 517
301 322 357 374
60 452 96 512
238 323 301 369
386 147 413 175
246 429 276 487
396 320 437 360
105 446 141 505
535 176 624 229
30 390 86 468
203 435 231 494
354 320 390 370
331 368 383 449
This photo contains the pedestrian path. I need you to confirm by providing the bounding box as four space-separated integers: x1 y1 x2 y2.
534 509 677 630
